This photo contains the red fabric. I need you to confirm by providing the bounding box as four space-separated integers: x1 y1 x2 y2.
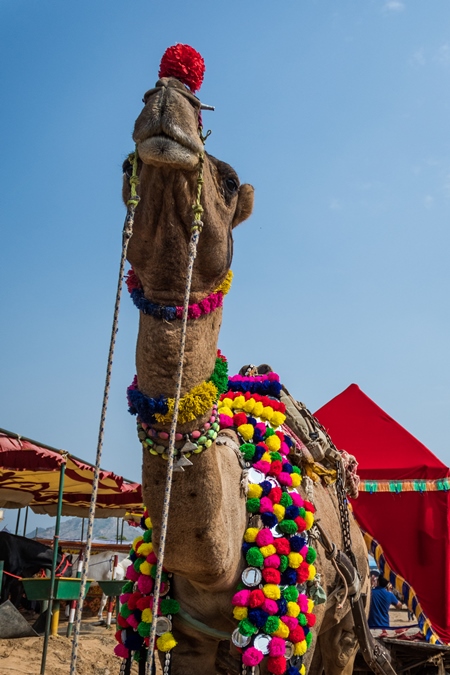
314 385 450 643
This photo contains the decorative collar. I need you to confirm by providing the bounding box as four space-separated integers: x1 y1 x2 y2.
125 269 233 321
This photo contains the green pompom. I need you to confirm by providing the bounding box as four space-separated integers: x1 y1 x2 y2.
264 616 280 634
280 492 293 507
299 613 307 626
239 619 258 637
143 529 152 543
246 498 261 513
150 565 168 581
137 621 151 637
306 547 317 564
279 555 288 572
161 599 180 615
210 357 229 394
306 631 313 646
299 507 306 518
133 558 143 573
122 581 134 594
133 651 141 662
291 465 301 475
120 602 132 619
279 519 298 535
264 428 275 438
241 443 256 461
283 586 299 602
270 452 282 462
246 547 264 568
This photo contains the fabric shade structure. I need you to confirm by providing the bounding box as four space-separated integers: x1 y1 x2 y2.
314 384 450 644
0 429 143 518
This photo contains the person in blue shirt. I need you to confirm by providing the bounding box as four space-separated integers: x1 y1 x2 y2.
368 576 403 628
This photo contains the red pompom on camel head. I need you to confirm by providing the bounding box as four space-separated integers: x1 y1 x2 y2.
158 43 205 93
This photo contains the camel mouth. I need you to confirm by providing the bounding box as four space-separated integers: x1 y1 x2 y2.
137 132 203 169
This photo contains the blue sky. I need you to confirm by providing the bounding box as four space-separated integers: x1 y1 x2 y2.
2 0 450 532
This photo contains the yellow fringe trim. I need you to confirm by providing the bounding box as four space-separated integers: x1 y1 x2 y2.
155 380 218 425
214 270 233 296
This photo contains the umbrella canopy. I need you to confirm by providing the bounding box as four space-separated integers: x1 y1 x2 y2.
0 430 143 517
315 384 450 644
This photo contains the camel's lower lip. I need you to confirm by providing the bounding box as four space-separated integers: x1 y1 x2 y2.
137 136 200 169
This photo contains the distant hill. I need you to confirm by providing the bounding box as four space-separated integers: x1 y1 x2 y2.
27 516 140 543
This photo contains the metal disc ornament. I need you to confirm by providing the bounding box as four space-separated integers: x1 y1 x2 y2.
289 655 303 669
266 476 280 488
160 581 171 596
247 467 266 484
270 524 284 538
253 634 271 655
232 628 251 648
241 566 262 587
155 616 172 636
285 641 294 659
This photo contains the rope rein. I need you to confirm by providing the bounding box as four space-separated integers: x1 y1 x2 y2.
145 150 205 675
69 149 140 675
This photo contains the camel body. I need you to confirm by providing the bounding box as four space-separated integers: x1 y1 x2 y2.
122 74 369 675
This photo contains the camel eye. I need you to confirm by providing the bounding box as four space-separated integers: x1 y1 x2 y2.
225 177 238 193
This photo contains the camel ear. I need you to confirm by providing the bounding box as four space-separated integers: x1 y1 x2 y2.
232 183 254 228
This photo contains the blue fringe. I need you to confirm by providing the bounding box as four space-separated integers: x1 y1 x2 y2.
127 387 169 425
227 379 282 398
130 288 178 322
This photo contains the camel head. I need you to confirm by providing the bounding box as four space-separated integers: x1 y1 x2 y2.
125 46 254 305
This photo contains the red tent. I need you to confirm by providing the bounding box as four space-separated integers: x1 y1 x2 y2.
314 384 450 644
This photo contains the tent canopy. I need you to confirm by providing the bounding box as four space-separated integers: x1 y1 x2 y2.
0 430 143 518
315 385 450 644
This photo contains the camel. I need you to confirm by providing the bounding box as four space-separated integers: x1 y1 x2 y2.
117 46 373 675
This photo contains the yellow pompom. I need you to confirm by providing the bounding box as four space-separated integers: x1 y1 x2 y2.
260 544 276 558
300 665 306 675
138 543 153 557
304 511 314 530
252 402 264 417
307 564 316 581
133 536 143 551
144 516 152 529
157 632 177 652
220 398 233 409
307 599 315 613
271 412 286 427
141 608 153 623
294 640 308 656
237 424 254 441
273 504 285 522
233 395 245 409
139 561 152 576
244 527 259 543
291 473 301 488
266 435 281 451
287 602 300 617
243 399 256 413
248 484 263 499
261 452 272 463
288 552 302 569
218 406 233 418
233 606 248 620
263 584 280 600
273 620 290 639
262 406 274 421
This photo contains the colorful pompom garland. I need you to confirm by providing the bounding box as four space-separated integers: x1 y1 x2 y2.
220 372 317 675
114 511 179 663
127 352 228 426
126 269 233 322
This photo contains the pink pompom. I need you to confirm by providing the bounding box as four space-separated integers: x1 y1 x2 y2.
281 615 298 631
269 637 286 657
256 529 274 547
242 647 264 666
114 643 129 658
119 593 131 604
253 460 271 474
232 589 251 607
126 565 140 582
279 442 289 456
147 552 157 564
219 414 234 428
264 554 281 568
262 598 279 615
260 497 274 513
300 545 309 558
137 574 154 594
290 492 304 507
127 614 139 629
298 594 309 612
278 472 293 487
255 423 267 435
